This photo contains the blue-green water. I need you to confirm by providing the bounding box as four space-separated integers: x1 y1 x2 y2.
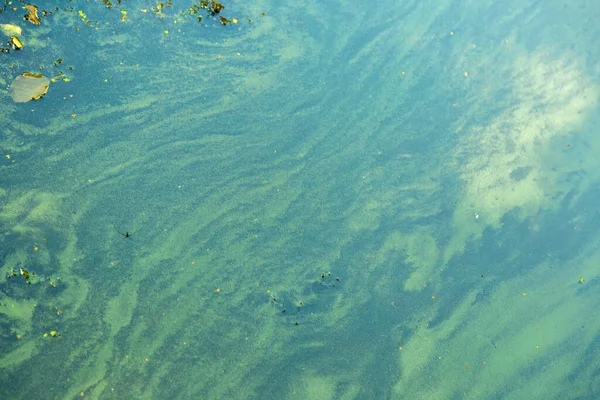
1 0 599 398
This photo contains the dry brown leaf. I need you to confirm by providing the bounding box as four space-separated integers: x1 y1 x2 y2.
24 4 41 26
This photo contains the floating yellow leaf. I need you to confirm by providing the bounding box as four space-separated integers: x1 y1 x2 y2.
9 72 50 103
9 36 23 50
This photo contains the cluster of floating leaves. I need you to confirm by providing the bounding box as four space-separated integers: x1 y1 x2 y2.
188 1 238 25
0 0 244 54
148 0 238 25
0 4 75 102
0 4 50 102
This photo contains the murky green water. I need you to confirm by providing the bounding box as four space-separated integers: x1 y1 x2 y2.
1 1 599 398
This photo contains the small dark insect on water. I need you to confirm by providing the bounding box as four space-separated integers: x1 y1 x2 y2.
119 231 133 239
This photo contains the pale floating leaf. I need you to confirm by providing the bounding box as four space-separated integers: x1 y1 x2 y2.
9 72 50 103
0 24 22 36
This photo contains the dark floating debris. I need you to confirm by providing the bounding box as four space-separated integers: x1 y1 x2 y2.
219 16 237 26
19 267 33 283
6 267 36 284
268 271 342 326
46 276 60 288
200 0 224 16
102 0 125 8
185 0 237 25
